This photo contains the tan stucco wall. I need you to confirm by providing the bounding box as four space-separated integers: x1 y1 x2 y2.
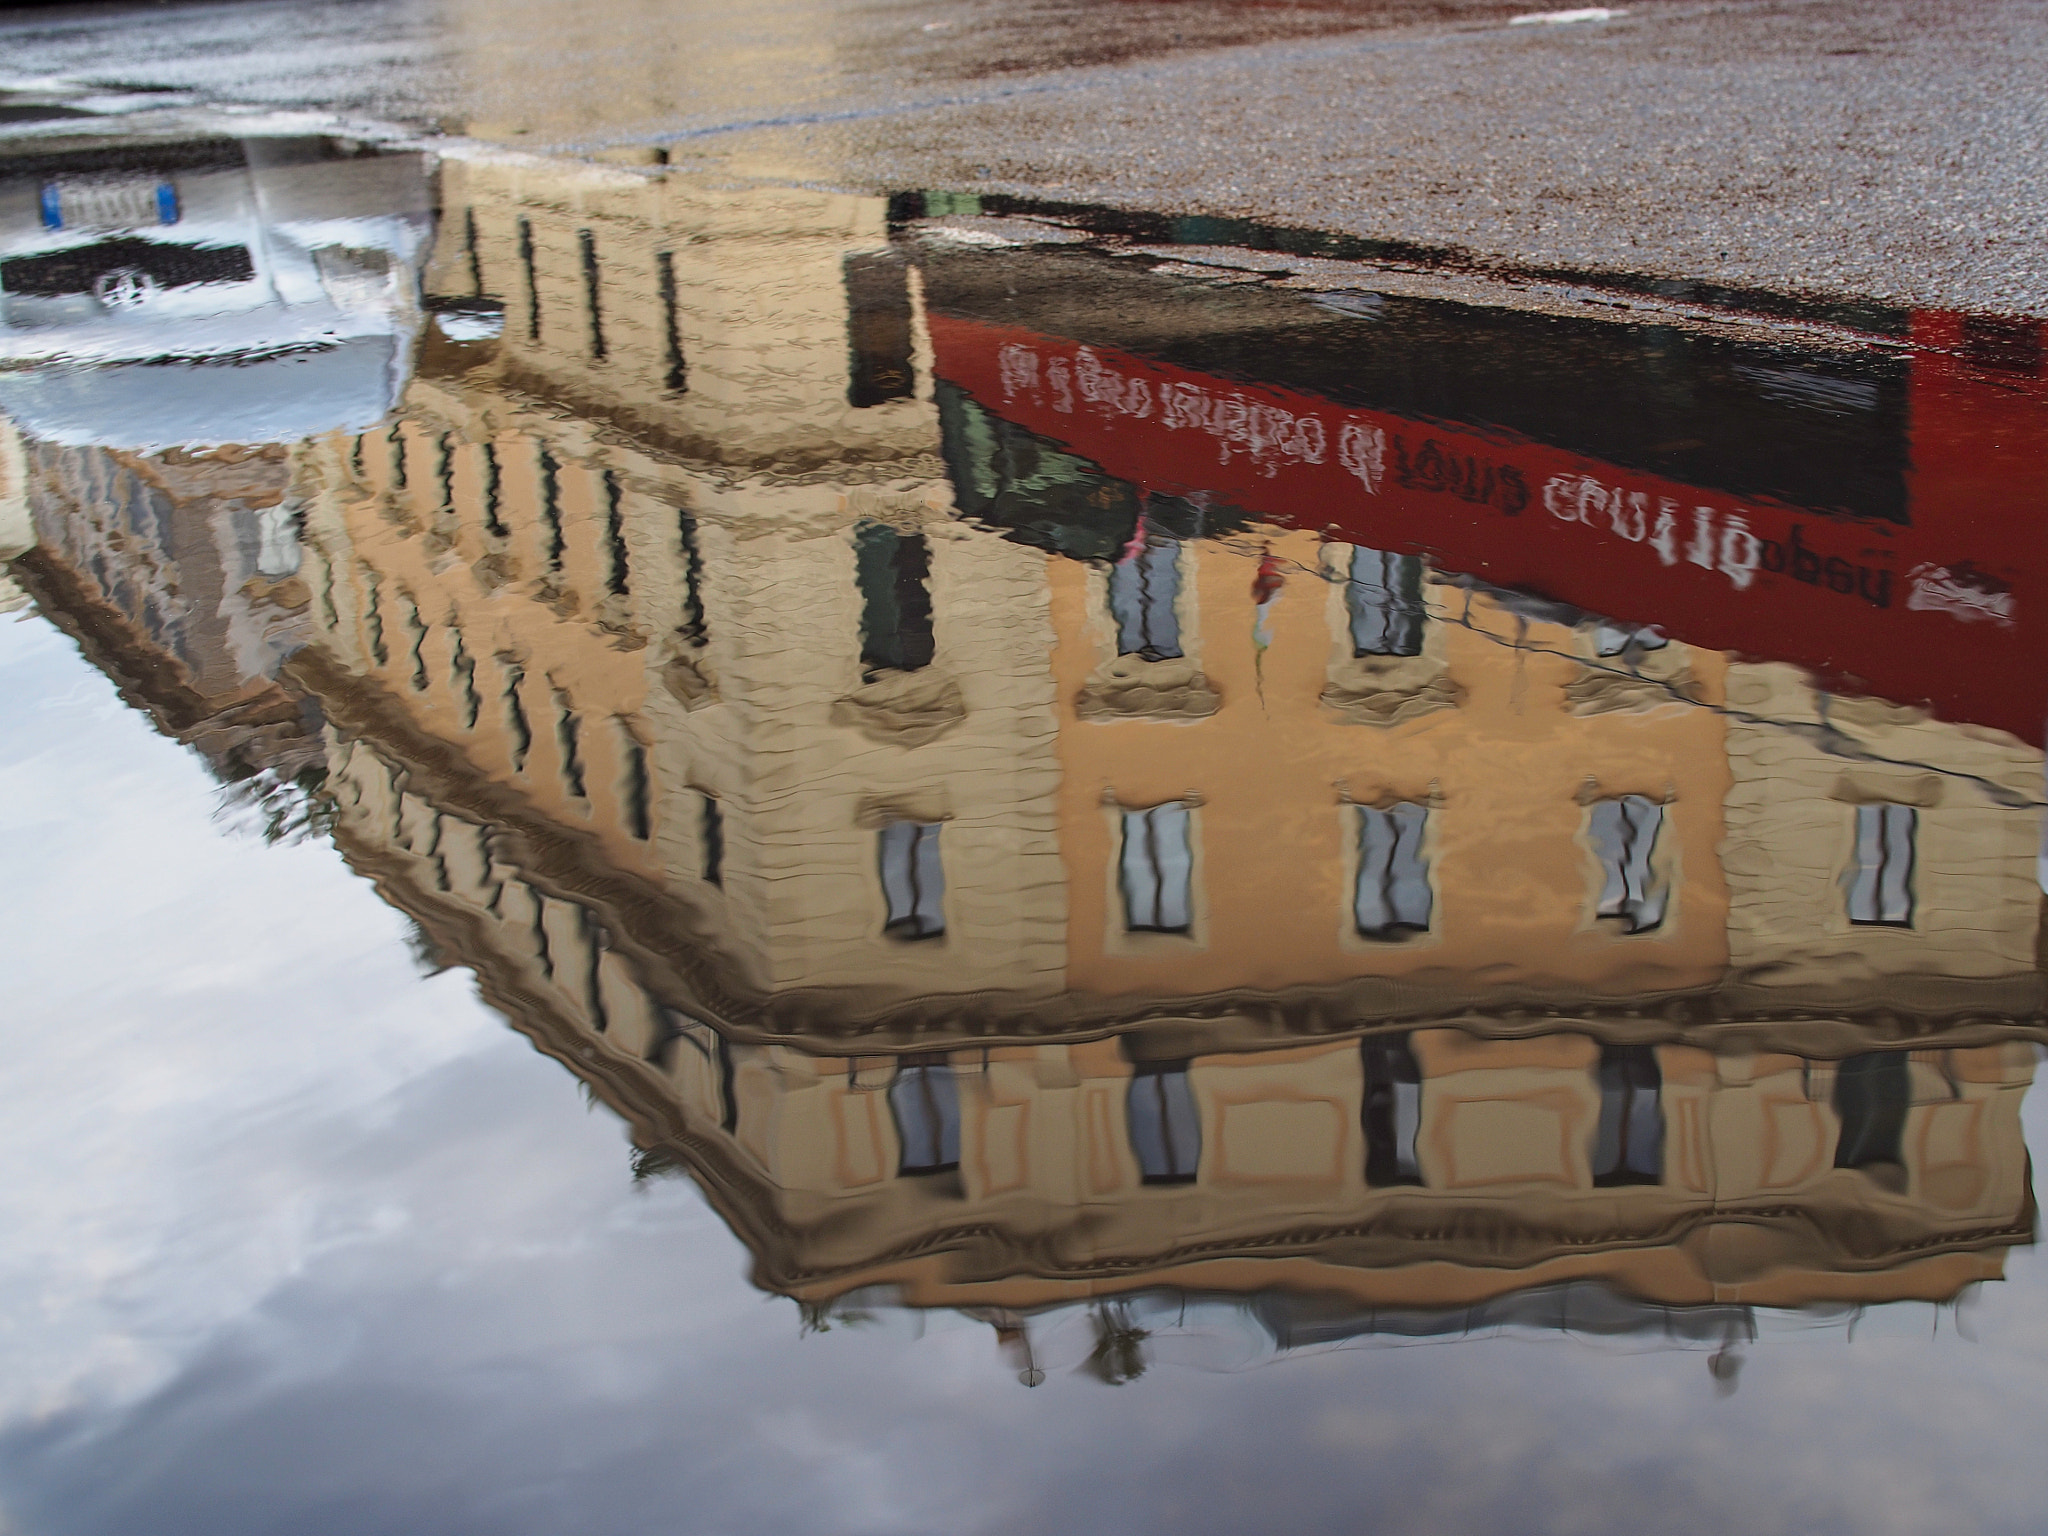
1722 660 2044 1009
1051 528 1733 1001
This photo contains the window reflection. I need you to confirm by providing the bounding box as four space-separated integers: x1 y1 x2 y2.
1120 803 1193 934
1848 804 1916 926
1591 1045 1663 1187
1834 1053 1911 1190
889 1055 961 1175
1110 530 1183 661
855 521 935 676
1128 1061 1200 1185
1589 796 1668 933
1362 1035 1424 1187
1354 803 1431 939
879 820 946 940
1345 546 1424 657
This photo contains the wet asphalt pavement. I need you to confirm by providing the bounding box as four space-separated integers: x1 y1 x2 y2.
0 0 2041 313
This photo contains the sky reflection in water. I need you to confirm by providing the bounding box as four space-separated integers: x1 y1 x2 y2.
1 111 2046 1535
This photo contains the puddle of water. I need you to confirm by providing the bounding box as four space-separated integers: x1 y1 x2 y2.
3 118 2048 1534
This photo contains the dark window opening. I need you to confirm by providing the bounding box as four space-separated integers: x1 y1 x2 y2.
581 908 610 1032
1355 803 1431 938
676 506 707 647
855 521 934 675
716 1031 737 1133
402 596 428 692
505 668 532 772
531 895 554 979
879 820 945 939
1120 802 1193 933
700 794 724 887
890 1055 960 1174
1362 1035 1423 1187
1346 546 1424 657
1590 795 1668 933
1592 1045 1663 1186
554 689 587 799
1128 1061 1200 1185
603 470 629 597
1110 531 1182 660
463 206 483 296
434 432 455 514
1834 1052 1911 1190
480 442 507 538
363 574 388 667
451 632 479 727
416 813 447 889
517 216 540 341
538 448 564 575
620 728 651 841
1848 803 1915 926
844 250 915 407
578 228 606 361
656 250 688 393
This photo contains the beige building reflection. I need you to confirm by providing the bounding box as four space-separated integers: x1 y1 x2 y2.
325 710 2034 1322
8 151 2044 1339
3 417 324 782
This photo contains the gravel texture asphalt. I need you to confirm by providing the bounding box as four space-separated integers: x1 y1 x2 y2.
0 0 2041 312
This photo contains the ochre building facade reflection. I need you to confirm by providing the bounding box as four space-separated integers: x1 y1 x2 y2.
10 150 2046 1338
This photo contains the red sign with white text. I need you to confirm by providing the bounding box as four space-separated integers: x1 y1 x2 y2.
929 311 2048 745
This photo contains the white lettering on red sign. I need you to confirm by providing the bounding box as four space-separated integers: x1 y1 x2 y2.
1543 472 1760 592
1000 341 1337 479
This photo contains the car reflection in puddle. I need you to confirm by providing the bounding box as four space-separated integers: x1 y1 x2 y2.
4 126 2045 1382
0 129 432 452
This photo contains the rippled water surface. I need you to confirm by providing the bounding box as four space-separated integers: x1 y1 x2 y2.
2 107 2047 1536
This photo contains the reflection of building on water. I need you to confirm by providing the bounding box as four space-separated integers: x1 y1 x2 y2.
290 154 2046 1038
239 160 2048 1349
0 417 30 612
315 731 2037 1334
7 145 2045 1353
4 414 325 783
1722 666 2045 1014
419 154 934 469
299 156 1068 1014
0 127 431 798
